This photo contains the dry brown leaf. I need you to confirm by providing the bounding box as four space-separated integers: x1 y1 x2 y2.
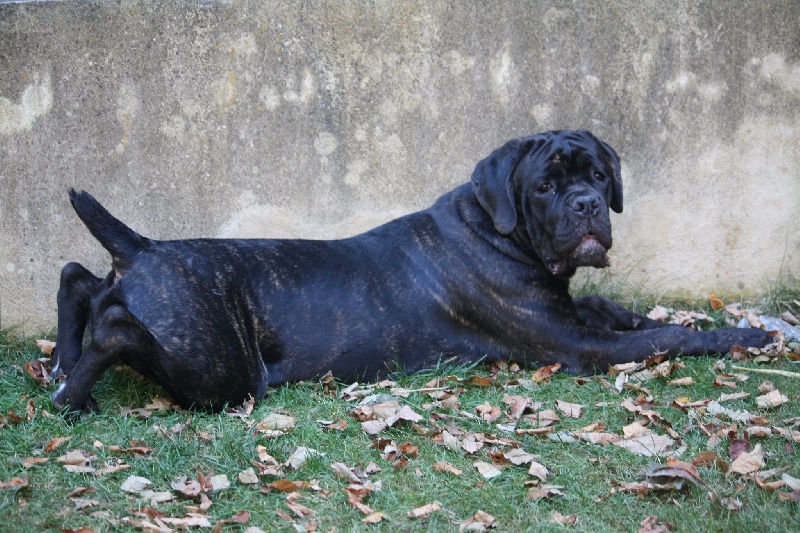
528 461 548 482
645 459 706 488
691 451 729 472
713 376 737 390
58 449 96 466
708 491 744 511
667 377 694 387
0 476 28 491
729 444 765 475
708 292 725 311
285 492 316 518
502 448 536 466
43 435 73 453
474 461 502 479
638 515 674 533
476 403 502 423
550 511 577 526
613 434 676 457
21 456 49 469
36 339 56 355
433 461 462 476
756 389 788 409
555 400 583 418
23 359 51 387
225 395 255 420
256 413 297 433
532 363 561 383
407 501 441 520
285 447 324 470
362 512 385 524
574 431 621 445
778 490 800 503
121 476 153 493
331 462 364 484
160 514 212 528
525 484 565 501
460 510 497 531
238 468 259 485
317 419 348 431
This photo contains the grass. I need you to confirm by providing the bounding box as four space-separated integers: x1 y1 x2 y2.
1 292 799 532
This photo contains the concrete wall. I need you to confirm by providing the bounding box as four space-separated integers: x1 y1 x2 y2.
1 0 798 333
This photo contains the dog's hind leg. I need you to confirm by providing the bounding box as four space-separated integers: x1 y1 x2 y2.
51 263 103 379
51 303 160 413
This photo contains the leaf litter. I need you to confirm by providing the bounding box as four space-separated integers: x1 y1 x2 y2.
17 305 800 528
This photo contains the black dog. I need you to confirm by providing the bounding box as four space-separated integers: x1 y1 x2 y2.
51 130 772 412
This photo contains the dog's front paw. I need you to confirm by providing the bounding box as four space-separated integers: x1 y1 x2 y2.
51 382 99 415
728 327 774 350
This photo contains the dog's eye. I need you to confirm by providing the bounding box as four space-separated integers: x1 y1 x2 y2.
593 171 606 181
537 182 553 194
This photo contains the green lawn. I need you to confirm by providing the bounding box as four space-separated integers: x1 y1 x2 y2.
1 302 798 532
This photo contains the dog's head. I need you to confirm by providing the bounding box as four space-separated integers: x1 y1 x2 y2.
471 130 622 278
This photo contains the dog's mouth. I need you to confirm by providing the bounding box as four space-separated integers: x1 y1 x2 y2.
546 234 610 276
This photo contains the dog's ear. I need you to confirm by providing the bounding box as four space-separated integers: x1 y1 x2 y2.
597 138 623 213
471 138 535 234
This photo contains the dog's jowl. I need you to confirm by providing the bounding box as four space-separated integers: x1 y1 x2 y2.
50 130 773 412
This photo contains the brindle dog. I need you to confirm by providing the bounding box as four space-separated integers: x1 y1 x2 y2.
51 130 772 412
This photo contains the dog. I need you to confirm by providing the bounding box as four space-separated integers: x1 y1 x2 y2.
50 130 773 412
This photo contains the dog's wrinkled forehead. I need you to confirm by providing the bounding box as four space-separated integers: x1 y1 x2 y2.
528 131 606 169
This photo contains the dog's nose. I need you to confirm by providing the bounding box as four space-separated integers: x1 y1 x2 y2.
569 194 600 217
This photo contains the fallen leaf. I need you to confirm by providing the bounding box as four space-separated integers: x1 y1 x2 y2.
160 514 212 528
317 419 348 431
708 491 743 511
433 461 463 476
120 476 153 494
285 491 315 518
226 395 255 420
43 435 73 453
476 403 502 423
502 448 536 466
532 363 561 383
778 490 800 503
474 461 502 479
691 451 729 472
550 511 577 526
22 457 49 469
407 501 441 520
270 480 307 493
525 484 565 501
645 459 706 488
708 292 724 311
460 510 497 530
23 359 51 387
36 339 56 355
0 476 28 491
729 444 765 475
238 468 259 485
286 447 325 470
756 389 788 409
638 515 674 533
256 413 297 433
555 400 583 418
362 512 385 524
613 434 676 457
528 461 549 482
667 377 694 386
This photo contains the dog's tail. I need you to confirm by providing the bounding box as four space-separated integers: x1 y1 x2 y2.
69 189 151 274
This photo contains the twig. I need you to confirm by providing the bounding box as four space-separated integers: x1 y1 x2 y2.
731 365 800 379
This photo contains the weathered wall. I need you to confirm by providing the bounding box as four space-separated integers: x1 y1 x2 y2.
1 0 798 333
